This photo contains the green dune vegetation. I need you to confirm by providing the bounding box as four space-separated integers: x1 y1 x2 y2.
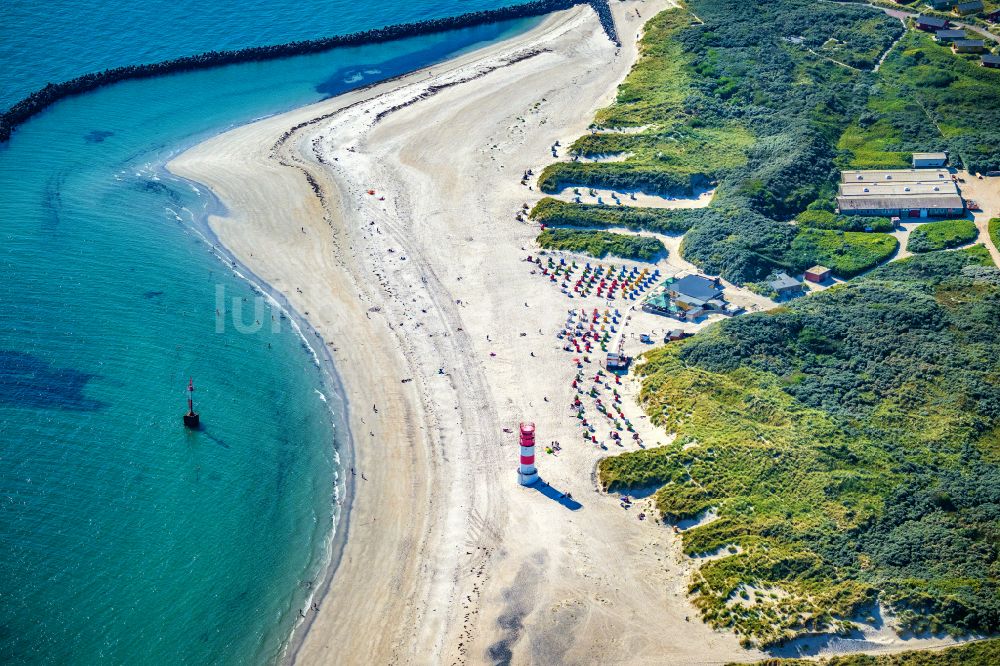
838 29 1000 174
989 218 1000 251
600 248 1000 647
789 229 897 278
536 228 664 260
536 8 754 198
906 218 978 253
735 636 1000 665
795 210 893 233
533 0 1000 650
530 0 914 283
530 0 1000 284
530 197 695 234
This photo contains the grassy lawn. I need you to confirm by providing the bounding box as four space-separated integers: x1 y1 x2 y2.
906 218 978 253
535 228 665 261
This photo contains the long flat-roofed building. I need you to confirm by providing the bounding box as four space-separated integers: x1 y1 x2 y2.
839 182 955 197
837 169 964 218
842 168 952 183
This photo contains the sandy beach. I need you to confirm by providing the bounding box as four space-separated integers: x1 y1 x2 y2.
168 2 969 663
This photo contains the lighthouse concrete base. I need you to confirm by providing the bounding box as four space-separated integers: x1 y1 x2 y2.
518 469 539 486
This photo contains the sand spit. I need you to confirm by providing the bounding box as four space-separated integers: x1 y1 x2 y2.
169 1 967 663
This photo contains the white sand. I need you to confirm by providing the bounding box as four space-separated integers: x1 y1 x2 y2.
168 1 966 663
547 184 716 209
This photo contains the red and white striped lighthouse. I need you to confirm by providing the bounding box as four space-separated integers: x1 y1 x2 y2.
518 422 539 486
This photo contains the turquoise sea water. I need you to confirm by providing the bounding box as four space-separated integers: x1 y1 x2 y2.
0 0 524 109
0 5 529 664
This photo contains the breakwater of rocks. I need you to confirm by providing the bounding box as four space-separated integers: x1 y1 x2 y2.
1 0 619 143
589 0 621 46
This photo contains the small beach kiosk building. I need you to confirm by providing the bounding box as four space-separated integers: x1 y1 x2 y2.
605 334 629 372
665 329 689 342
769 272 805 299
804 265 832 284
642 273 730 320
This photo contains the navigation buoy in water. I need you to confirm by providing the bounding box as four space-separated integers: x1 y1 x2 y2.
517 422 539 486
183 378 200 429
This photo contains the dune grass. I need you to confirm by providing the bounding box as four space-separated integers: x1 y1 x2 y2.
535 8 752 197
536 228 664 261
838 30 1000 174
599 248 1000 647
529 197 698 234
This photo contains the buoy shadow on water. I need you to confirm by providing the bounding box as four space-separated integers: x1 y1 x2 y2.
183 425 230 449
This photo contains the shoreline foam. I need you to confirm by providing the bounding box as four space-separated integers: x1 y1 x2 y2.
158 164 357 664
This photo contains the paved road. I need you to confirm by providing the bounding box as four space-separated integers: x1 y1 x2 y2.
877 4 1000 44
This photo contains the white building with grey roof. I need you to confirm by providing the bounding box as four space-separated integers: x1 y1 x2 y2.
837 169 964 218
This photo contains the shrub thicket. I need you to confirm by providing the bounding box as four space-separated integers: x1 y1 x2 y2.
788 229 898 277
796 209 893 233
529 197 699 233
906 219 978 253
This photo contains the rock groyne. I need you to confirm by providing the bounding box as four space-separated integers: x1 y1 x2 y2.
1 0 619 143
